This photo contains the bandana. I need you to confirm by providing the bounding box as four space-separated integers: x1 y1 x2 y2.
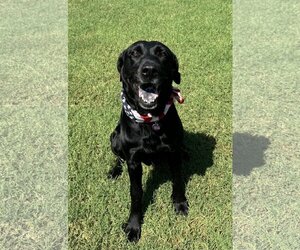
121 87 184 123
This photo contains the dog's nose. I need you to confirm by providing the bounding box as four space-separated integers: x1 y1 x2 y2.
141 65 158 77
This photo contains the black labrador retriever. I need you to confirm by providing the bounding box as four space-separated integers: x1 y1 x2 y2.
109 41 188 242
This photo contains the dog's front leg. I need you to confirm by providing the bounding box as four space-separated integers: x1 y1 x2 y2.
169 154 189 215
124 161 143 242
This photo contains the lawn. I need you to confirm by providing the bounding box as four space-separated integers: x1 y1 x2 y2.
68 0 232 249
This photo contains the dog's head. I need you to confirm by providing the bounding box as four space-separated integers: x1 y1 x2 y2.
117 41 181 114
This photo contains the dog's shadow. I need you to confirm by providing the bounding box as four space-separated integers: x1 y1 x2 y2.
142 131 216 216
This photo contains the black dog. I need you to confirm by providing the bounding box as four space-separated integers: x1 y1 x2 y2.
109 41 188 242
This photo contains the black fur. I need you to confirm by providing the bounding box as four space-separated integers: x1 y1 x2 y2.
109 41 188 242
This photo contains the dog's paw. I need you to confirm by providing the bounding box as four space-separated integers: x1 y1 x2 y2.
123 221 141 242
174 200 189 216
107 166 122 179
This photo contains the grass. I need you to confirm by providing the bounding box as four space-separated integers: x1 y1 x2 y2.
69 0 232 249
1 1 67 249
233 1 300 248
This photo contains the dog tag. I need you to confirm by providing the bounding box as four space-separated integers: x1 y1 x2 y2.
152 122 160 131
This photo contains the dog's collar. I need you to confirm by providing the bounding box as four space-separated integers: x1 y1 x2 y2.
121 87 184 124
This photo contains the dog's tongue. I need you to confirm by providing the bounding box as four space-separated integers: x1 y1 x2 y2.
139 87 158 103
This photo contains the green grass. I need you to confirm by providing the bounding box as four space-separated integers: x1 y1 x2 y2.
1 1 67 249
69 0 232 249
233 1 300 248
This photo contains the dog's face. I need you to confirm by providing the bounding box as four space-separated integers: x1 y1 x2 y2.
117 41 181 113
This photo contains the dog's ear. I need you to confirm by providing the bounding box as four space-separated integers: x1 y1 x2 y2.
172 53 181 84
117 51 125 81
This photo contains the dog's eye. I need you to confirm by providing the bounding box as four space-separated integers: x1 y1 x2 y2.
154 47 167 58
129 50 141 58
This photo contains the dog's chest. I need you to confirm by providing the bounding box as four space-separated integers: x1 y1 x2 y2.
138 131 172 165
124 124 172 152
139 124 174 153
142 133 166 151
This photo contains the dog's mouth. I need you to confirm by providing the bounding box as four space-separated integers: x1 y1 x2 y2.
138 84 159 110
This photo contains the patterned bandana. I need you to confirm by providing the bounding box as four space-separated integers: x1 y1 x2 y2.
121 87 184 123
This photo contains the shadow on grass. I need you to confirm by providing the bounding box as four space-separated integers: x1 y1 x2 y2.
233 132 270 176
142 131 216 216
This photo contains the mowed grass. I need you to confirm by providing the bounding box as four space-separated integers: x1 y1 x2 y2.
68 0 232 249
